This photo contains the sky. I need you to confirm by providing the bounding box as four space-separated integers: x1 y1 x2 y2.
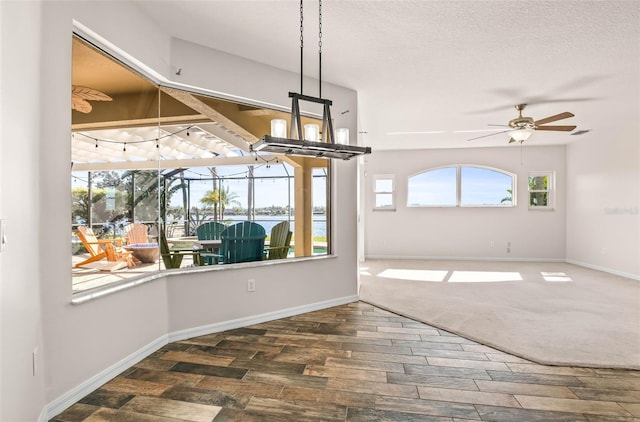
407 166 513 206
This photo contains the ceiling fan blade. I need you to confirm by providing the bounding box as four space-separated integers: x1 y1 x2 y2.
534 112 574 125
535 125 577 132
466 129 510 141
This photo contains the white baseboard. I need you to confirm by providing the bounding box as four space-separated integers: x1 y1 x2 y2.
168 295 358 342
45 295 358 420
45 335 168 419
566 259 640 281
365 254 565 263
364 255 639 281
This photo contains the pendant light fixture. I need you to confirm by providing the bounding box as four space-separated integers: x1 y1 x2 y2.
250 0 371 160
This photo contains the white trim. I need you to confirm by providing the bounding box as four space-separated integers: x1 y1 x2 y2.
566 259 640 281
45 335 168 419
72 21 306 117
365 254 566 263
45 295 358 419
363 255 640 281
38 407 48 422
528 171 554 210
373 174 396 211
169 295 358 343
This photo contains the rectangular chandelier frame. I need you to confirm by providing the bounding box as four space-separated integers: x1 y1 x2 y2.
251 92 371 160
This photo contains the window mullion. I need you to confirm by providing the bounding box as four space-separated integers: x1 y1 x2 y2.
456 166 462 207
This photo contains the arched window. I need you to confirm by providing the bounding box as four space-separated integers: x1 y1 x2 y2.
408 165 515 207
407 167 457 206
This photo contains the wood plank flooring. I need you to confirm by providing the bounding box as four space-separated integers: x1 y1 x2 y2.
51 301 640 421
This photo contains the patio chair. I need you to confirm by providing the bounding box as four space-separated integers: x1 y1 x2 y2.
196 221 226 241
159 230 198 269
124 222 151 244
264 221 292 260
103 243 135 271
75 226 129 268
196 221 226 265
216 221 266 264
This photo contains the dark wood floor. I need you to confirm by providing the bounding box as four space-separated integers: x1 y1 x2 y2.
51 301 640 421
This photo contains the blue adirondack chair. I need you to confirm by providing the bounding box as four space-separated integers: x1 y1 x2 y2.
196 221 226 240
216 221 266 264
196 221 226 264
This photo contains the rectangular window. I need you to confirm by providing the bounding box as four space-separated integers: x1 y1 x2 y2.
528 172 554 210
374 175 395 210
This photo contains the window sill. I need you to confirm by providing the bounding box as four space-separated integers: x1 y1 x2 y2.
528 207 555 211
71 254 336 305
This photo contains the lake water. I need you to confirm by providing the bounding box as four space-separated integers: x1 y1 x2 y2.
225 215 327 238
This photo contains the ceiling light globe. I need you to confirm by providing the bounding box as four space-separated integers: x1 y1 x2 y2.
511 128 533 142
304 124 320 142
336 128 349 145
270 119 287 138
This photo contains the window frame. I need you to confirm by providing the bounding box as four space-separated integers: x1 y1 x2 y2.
70 30 334 298
407 164 516 208
373 174 396 211
528 171 554 210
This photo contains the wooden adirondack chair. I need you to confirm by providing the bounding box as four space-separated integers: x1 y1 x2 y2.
264 221 292 260
216 221 266 264
159 230 197 269
196 221 226 265
103 243 135 270
75 226 130 268
196 221 226 240
124 222 150 244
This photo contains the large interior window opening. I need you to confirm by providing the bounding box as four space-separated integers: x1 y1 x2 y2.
71 34 331 293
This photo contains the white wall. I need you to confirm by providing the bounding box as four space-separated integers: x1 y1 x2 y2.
1 2 47 421
0 1 359 420
364 145 567 260
567 126 640 278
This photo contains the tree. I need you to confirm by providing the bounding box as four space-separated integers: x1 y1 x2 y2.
200 185 240 221
71 187 106 224
500 189 513 204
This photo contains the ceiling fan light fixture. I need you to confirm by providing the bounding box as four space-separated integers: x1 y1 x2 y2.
510 128 534 142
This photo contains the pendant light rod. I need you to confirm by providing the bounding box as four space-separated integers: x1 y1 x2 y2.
253 0 371 160
318 0 322 98
299 0 304 94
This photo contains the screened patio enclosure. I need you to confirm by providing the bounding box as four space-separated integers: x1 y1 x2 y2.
71 34 331 291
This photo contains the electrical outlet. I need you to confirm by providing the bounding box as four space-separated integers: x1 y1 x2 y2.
506 241 511 253
490 240 495 247
247 279 256 292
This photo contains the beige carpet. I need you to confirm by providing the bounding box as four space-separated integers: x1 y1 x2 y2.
359 259 640 369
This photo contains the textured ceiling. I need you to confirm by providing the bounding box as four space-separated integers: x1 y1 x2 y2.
135 0 640 150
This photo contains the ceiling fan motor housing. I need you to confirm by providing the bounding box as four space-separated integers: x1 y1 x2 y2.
509 116 535 129
509 103 535 129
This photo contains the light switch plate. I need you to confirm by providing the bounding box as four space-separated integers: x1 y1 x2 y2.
1 219 7 252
